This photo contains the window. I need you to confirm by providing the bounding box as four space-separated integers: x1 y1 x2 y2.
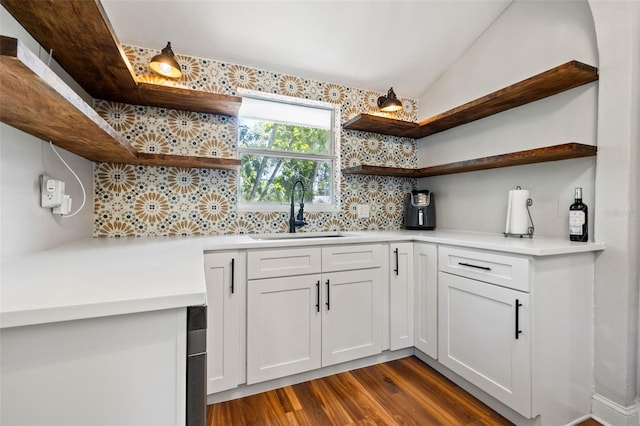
237 90 340 210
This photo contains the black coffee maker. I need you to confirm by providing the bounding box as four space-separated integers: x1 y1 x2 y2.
403 190 436 230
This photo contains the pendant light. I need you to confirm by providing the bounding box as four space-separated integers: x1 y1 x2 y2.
149 42 182 79
377 87 403 112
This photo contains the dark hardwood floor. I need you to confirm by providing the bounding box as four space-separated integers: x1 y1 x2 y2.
208 356 605 425
208 356 603 425
579 421 604 426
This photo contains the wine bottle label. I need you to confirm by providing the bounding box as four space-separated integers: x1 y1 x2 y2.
569 211 586 234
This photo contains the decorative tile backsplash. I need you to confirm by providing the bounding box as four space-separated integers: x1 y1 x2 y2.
93 45 417 237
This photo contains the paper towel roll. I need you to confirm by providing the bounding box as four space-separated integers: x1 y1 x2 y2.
505 190 513 234
506 189 530 235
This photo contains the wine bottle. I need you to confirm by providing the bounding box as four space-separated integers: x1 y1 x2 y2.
569 187 588 242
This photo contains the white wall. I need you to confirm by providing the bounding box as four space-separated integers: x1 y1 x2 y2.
421 157 596 238
635 0 640 413
0 7 94 260
416 0 598 240
416 0 640 424
418 0 597 120
589 1 640 424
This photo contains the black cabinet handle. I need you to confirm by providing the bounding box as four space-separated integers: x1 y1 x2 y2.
231 258 235 294
458 262 491 271
315 280 320 313
325 279 330 310
515 299 523 339
394 248 399 276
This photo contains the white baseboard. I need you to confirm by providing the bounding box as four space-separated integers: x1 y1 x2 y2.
566 414 596 425
591 393 639 426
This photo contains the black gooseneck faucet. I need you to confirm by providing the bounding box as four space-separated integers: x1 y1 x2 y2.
289 179 307 233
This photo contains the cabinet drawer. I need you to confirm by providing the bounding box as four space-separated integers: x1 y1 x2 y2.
321 244 382 272
247 247 321 279
439 246 530 292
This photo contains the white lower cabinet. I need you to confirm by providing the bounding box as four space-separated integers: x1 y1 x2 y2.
204 251 246 394
438 271 531 417
389 242 414 350
247 274 322 384
208 239 594 426
246 244 382 384
413 242 438 358
437 245 594 424
322 268 382 366
438 246 532 417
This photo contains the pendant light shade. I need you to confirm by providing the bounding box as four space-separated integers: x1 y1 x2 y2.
377 87 403 112
149 42 182 79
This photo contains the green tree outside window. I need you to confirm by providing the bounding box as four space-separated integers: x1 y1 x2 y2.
239 118 333 204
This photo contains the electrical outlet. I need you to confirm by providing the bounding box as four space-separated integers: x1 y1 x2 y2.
357 204 370 218
53 195 72 215
41 175 65 208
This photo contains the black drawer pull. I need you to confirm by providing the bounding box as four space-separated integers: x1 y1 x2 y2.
315 281 320 313
326 279 330 311
394 248 399 276
458 262 491 271
515 299 523 339
231 258 235 294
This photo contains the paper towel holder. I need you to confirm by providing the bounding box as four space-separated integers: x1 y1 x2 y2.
504 186 535 239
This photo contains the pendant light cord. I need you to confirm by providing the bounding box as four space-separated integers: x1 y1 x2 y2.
49 141 86 218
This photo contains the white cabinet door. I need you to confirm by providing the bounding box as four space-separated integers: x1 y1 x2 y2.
413 242 438 358
204 252 245 394
389 242 414 350
438 271 532 418
247 274 322 384
322 269 382 366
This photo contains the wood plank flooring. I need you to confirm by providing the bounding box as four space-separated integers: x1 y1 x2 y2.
579 421 604 426
208 356 604 425
208 356 512 425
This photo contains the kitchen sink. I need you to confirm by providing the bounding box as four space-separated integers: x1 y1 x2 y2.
250 231 348 241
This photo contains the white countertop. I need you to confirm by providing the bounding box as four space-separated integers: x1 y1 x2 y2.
201 229 605 257
1 237 207 328
1 229 604 329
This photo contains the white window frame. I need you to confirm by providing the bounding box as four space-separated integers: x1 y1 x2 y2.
236 88 341 212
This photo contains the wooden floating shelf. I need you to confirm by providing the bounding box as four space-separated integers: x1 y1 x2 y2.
135 153 240 170
0 36 137 163
344 61 599 139
342 143 597 178
136 83 241 116
0 36 239 170
1 0 599 175
1 0 242 116
342 114 418 136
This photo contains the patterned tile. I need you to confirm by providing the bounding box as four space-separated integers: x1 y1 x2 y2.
94 45 418 237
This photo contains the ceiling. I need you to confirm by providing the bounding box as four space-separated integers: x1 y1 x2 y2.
101 0 512 100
